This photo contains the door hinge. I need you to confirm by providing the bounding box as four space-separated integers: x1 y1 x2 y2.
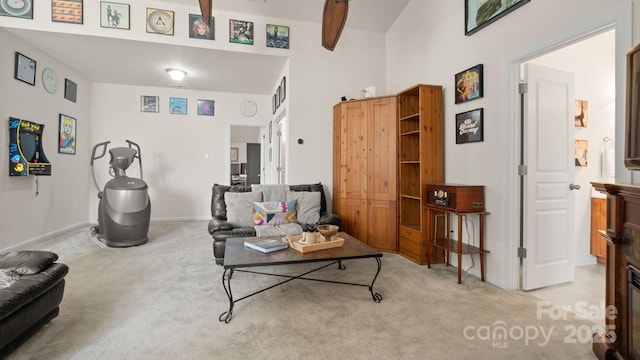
519 82 528 94
518 247 527 259
518 165 527 176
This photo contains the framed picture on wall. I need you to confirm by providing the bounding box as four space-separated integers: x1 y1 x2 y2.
280 76 286 102
465 0 530 36
266 24 289 49
455 64 483 104
575 99 589 127
58 114 77 154
141 95 159 112
189 14 214 40
197 99 215 116
169 97 187 114
100 2 130 30
0 0 33 19
146 8 174 35
14 52 36 86
230 147 239 162
229 19 253 45
575 139 588 167
52 0 83 24
64 79 77 102
455 108 484 144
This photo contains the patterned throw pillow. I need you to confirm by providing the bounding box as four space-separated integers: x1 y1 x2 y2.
252 200 297 225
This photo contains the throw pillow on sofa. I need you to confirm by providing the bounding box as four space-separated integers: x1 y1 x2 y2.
252 200 297 225
225 191 263 227
285 191 321 224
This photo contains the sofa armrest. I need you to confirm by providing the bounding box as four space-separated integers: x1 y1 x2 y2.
319 213 341 227
208 218 234 234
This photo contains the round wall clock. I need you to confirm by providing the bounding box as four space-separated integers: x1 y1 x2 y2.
240 100 258 117
42 67 58 94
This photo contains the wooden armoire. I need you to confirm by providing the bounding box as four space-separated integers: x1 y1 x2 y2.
333 96 398 251
332 85 444 260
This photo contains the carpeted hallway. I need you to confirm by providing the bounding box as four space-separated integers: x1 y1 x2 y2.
8 221 598 359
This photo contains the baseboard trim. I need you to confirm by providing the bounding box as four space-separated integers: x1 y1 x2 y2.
1 221 89 252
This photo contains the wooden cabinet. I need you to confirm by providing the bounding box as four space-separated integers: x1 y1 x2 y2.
333 96 398 252
590 197 607 264
397 85 444 264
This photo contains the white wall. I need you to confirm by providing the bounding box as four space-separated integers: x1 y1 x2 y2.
386 0 637 289
0 29 92 248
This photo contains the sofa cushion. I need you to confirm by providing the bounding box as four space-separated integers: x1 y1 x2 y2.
225 191 263 227
252 200 297 225
286 191 321 224
0 251 58 276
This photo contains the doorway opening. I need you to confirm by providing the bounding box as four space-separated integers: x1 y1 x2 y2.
230 125 263 186
515 25 619 307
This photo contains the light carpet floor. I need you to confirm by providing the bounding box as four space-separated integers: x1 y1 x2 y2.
8 221 598 359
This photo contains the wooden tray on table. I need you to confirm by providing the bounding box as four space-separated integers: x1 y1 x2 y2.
286 233 345 253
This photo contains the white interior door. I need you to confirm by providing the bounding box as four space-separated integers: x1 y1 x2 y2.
522 63 576 290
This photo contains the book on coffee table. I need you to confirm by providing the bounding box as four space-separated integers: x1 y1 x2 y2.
244 238 288 253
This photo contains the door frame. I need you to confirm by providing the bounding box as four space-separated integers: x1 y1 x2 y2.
227 122 268 186
503 3 631 290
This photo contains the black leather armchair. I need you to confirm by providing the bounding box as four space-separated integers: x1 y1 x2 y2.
208 183 341 265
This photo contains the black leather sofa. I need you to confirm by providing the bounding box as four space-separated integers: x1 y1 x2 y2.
0 251 68 357
208 183 341 265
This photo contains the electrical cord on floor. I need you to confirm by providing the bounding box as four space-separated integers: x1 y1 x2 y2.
463 216 475 273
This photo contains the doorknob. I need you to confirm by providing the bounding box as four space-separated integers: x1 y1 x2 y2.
569 184 581 190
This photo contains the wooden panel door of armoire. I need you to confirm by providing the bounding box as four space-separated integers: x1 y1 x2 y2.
333 96 397 252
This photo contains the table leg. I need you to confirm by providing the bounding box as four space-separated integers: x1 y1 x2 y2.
457 214 463 284
369 257 383 303
218 268 234 323
480 213 485 281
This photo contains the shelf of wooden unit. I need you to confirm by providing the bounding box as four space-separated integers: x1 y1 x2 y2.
426 207 487 284
433 238 482 254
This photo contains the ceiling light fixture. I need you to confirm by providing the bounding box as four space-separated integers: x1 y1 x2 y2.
166 68 187 81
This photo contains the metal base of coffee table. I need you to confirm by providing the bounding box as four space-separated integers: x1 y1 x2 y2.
218 234 383 323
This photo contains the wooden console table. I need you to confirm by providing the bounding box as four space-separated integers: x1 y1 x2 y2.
425 207 486 284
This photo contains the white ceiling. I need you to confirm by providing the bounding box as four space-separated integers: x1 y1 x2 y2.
4 0 410 94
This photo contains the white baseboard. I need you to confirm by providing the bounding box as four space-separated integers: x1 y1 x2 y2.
575 255 598 267
1 221 89 252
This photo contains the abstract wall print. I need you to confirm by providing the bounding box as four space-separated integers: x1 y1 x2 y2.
197 99 215 116
0 0 33 19
465 0 530 36
575 139 588 167
575 99 589 127
456 108 484 144
100 2 129 30
52 0 83 24
455 64 483 104
266 24 289 49
229 19 253 45
141 96 159 113
58 114 76 154
146 8 174 35
169 97 187 114
189 14 214 40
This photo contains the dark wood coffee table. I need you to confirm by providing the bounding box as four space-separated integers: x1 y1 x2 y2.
219 232 383 323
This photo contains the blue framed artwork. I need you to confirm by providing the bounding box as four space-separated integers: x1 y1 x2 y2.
169 97 187 114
